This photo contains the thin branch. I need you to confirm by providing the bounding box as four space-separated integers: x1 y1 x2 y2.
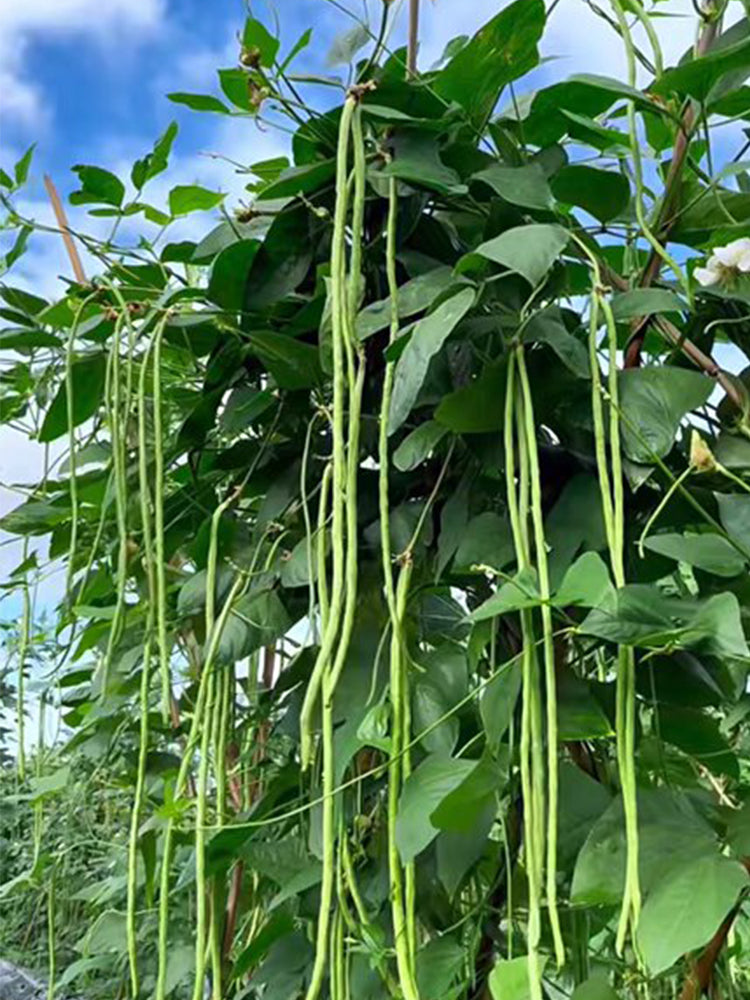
626 8 722 367
43 174 87 285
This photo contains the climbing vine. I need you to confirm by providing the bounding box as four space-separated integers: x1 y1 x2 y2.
2 2 750 999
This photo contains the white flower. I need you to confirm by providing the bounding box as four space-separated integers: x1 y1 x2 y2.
712 237 750 271
695 237 750 287
694 259 722 287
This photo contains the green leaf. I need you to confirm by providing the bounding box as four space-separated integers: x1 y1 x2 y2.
381 132 467 196
727 802 750 857
489 956 547 1000
242 17 280 67
466 224 569 287
653 31 750 102
555 551 613 607
326 24 370 66
643 532 746 577
610 288 686 322
29 766 71 802
434 0 545 125
638 855 748 974
169 184 225 216
393 421 448 472
454 512 515 572
167 92 230 114
250 330 323 390
70 165 125 207
469 569 540 622
572 788 719 907
412 645 467 755
131 121 179 189
557 763 612 869
416 937 465 1000
388 287 475 433
218 68 255 111
472 163 554 211
481 659 523 751
570 975 619 1000
39 353 107 443
619 367 713 463
0 499 70 536
207 240 260 311
396 754 478 862
716 492 750 552
256 159 336 201
659 706 738 779
14 144 35 186
435 362 507 433
557 672 613 739
355 266 455 340
525 307 589 378
551 164 630 222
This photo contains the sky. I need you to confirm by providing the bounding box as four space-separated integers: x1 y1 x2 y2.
0 0 744 604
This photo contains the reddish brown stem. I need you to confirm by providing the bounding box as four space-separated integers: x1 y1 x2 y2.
43 174 87 285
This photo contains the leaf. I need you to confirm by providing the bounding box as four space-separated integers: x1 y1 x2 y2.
70 165 124 208
326 23 370 66
557 763 612 869
207 240 260 311
0 499 70 536
169 184 225 216
256 159 336 201
242 17 280 66
643 532 746 577
551 165 630 223
355 266 455 340
472 163 554 211
39 353 107 443
572 788 719 906
250 331 323 390
14 144 35 186
394 421 448 472
131 121 179 189
434 0 545 125
481 660 522 750
555 551 614 607
653 31 750 102
454 512 515 572
524 308 589 378
388 287 475 433
638 855 748 974
468 569 540 622
436 362 506 433
412 646 467 755
727 802 750 857
466 224 569 287
29 766 71 802
557 672 613 739
489 956 547 1000
381 132 467 196
716 492 750 552
659 706 738 779
611 288 685 322
168 92 231 114
416 937 465 1000
396 754 478 862
571 975 619 1000
619 367 713 463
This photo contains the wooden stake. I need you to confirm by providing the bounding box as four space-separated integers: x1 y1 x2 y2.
407 0 420 76
43 174 87 284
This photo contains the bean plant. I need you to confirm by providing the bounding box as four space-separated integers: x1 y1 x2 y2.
1 1 750 998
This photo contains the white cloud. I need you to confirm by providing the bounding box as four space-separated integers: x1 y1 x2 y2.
0 0 166 128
